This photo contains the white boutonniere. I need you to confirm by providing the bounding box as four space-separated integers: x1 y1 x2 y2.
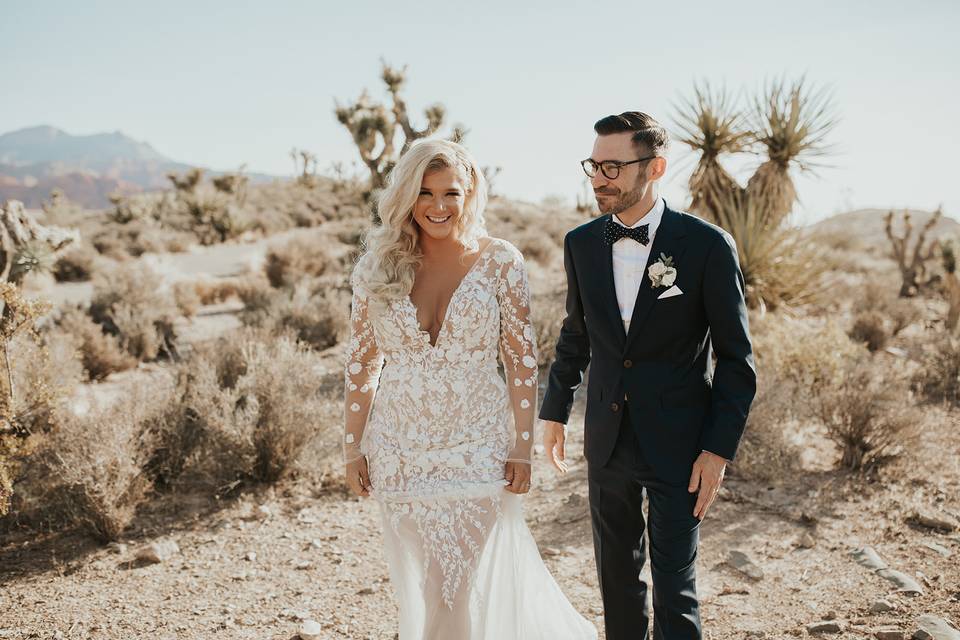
648 253 677 288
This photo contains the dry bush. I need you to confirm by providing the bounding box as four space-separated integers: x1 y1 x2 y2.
265 234 341 288
172 330 327 484
9 328 84 433
531 288 564 368
849 310 889 352
173 281 202 318
34 381 176 542
913 333 960 406
855 280 922 336
512 229 559 267
240 281 349 351
727 379 800 482
89 264 178 361
55 307 137 381
814 358 918 471
53 243 100 282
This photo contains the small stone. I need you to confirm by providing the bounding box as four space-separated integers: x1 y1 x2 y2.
797 532 816 549
914 614 960 640
907 511 958 533
135 539 180 564
920 541 953 558
807 621 844 633
106 542 127 555
727 550 764 579
876 568 923 595
299 619 322 640
870 599 895 613
875 630 905 640
295 560 312 570
244 551 257 562
824 611 837 621
356 586 377 595
543 547 562 557
852 547 888 571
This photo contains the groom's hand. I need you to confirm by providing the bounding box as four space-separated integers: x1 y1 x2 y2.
689 450 727 520
542 421 568 473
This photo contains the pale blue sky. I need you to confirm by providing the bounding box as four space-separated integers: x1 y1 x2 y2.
3 0 958 222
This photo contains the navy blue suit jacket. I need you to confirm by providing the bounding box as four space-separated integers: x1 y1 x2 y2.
539 203 757 484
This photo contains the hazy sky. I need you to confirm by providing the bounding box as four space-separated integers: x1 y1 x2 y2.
3 1 958 223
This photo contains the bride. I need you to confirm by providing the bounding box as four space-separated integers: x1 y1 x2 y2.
343 138 596 639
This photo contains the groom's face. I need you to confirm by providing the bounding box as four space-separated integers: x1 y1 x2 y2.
590 132 655 215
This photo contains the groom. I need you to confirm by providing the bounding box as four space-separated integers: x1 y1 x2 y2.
540 112 756 639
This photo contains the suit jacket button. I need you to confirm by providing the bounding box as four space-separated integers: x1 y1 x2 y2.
610 402 619 412
623 359 632 368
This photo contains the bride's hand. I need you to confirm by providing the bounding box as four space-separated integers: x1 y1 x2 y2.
504 461 531 494
345 457 372 497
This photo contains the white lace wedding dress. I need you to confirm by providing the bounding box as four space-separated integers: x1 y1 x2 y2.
344 238 596 640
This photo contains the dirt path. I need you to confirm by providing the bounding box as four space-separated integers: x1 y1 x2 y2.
2 390 957 639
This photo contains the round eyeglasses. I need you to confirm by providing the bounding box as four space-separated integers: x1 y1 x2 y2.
581 155 657 180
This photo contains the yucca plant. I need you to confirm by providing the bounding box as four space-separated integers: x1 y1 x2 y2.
710 186 828 311
674 82 752 222
746 77 837 229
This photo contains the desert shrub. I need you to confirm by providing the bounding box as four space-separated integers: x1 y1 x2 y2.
9 328 84 433
849 310 889 352
531 289 564 368
913 333 960 405
35 380 176 542
512 229 559 266
814 357 917 471
89 264 178 361
56 307 137 380
240 281 349 350
173 330 327 483
728 379 800 482
264 235 340 288
855 280 922 336
53 243 99 282
173 281 202 318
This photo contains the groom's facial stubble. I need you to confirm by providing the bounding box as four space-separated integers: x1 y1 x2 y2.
590 132 663 217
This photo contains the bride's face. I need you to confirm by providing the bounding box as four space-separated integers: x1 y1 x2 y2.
412 165 467 242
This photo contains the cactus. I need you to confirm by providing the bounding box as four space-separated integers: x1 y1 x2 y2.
0 200 70 515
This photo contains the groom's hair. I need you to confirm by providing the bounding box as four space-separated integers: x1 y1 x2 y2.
594 112 670 157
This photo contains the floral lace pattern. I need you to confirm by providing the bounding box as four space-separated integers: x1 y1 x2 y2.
343 238 538 609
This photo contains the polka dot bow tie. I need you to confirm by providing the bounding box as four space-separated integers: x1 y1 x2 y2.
603 217 650 246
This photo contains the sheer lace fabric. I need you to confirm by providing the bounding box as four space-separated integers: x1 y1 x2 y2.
343 239 595 639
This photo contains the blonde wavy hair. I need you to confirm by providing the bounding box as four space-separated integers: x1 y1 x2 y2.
352 138 489 306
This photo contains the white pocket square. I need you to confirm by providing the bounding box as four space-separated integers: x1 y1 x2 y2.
657 285 683 299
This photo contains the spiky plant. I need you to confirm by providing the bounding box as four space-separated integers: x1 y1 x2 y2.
710 186 828 311
747 77 837 228
674 82 751 222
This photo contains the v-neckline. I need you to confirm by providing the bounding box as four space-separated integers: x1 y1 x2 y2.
406 238 495 349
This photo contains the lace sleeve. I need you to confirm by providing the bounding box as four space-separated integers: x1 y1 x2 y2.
343 284 385 465
496 242 539 464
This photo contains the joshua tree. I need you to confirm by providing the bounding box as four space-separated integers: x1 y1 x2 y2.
884 207 942 297
674 82 751 223
335 60 448 193
0 200 74 514
290 148 319 188
746 77 836 228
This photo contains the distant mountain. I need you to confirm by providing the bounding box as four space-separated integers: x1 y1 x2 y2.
0 125 276 209
812 208 958 248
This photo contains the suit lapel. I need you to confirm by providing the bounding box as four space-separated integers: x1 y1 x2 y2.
623 205 688 352
589 215 627 344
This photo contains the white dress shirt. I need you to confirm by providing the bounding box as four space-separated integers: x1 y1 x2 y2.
611 196 665 334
